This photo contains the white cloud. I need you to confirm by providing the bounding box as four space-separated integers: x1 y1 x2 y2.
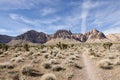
103 27 120 34
0 28 10 34
40 8 56 16
9 13 61 27
0 0 34 10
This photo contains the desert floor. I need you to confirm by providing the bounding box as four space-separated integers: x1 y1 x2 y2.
0 43 120 80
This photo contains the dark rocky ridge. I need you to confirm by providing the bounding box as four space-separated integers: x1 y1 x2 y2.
0 35 13 43
15 30 48 44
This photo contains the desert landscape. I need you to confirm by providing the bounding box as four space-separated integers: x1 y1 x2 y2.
0 0 120 80
0 29 120 80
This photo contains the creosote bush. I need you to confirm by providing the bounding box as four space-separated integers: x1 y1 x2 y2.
0 44 9 51
41 73 56 80
23 44 30 51
56 42 68 49
98 59 113 69
21 66 43 77
103 42 113 50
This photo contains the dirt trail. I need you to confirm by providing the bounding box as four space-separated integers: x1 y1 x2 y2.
82 53 100 80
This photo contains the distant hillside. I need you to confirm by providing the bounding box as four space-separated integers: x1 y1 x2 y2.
0 29 119 45
0 35 13 43
106 33 120 42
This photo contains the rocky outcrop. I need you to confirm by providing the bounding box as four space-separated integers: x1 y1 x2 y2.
72 34 87 42
84 29 106 39
53 30 72 39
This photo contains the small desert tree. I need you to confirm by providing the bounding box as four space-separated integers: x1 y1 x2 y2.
23 44 30 51
0 44 9 51
56 42 68 49
103 42 113 50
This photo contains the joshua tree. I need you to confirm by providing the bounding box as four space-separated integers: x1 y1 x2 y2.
103 42 113 50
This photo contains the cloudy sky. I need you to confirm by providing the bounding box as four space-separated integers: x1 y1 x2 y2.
0 0 120 36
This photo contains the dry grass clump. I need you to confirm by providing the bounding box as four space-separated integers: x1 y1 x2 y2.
52 65 65 72
69 55 77 60
74 63 82 69
21 66 43 77
0 62 15 69
10 56 24 63
49 59 60 64
8 71 19 80
97 59 113 69
41 73 56 80
42 62 52 69
43 53 50 59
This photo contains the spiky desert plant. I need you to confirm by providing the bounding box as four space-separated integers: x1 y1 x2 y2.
23 44 30 51
56 42 68 49
103 42 113 50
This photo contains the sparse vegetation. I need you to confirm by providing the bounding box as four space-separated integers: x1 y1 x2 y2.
97 59 113 69
41 73 56 80
0 62 15 69
56 42 68 49
23 44 30 51
103 42 113 50
0 44 9 51
21 66 43 77
0 43 119 80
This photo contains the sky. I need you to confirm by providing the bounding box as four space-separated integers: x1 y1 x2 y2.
0 0 120 36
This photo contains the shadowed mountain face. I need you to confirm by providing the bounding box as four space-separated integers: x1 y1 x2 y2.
15 30 48 44
53 30 72 38
0 35 13 43
0 29 119 45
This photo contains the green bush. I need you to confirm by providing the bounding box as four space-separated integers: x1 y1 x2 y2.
23 44 30 51
56 42 68 49
0 44 9 51
103 42 113 50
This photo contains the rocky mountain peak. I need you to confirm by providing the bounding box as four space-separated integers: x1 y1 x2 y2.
85 29 106 39
53 30 72 38
15 30 48 44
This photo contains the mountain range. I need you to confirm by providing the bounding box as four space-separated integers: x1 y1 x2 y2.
0 29 120 45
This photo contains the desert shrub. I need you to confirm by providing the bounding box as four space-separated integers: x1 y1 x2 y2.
88 49 95 55
21 66 43 77
0 44 9 51
10 56 24 63
71 44 74 47
42 62 52 69
74 63 82 69
23 44 29 51
56 42 68 49
41 73 56 80
52 65 65 71
50 59 60 64
40 45 46 49
0 62 15 69
97 59 113 69
43 53 49 59
0 51 3 55
103 42 113 50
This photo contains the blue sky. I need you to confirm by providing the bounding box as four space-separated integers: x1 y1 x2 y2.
0 0 120 36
